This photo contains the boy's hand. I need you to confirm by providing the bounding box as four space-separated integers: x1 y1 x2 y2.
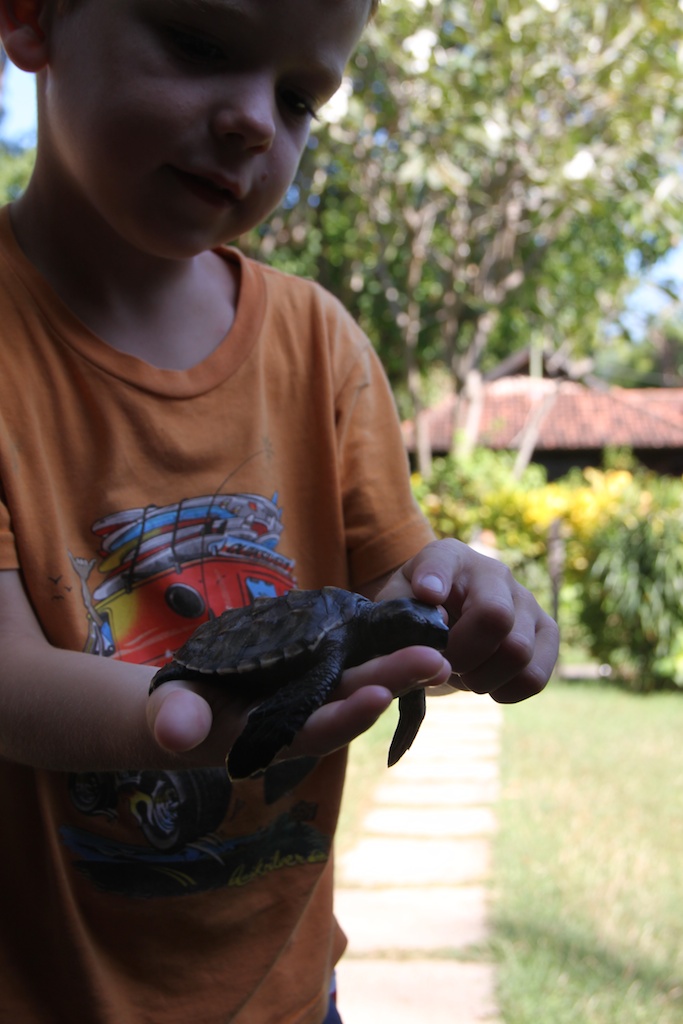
375 538 559 704
147 678 252 759
147 642 451 764
275 643 451 763
147 538 558 765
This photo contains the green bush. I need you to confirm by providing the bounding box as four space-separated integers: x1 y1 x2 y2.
414 450 683 692
0 144 34 204
576 473 683 690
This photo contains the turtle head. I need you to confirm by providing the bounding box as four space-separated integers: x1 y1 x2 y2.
365 597 449 658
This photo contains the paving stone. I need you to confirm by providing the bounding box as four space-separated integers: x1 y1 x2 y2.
414 712 496 731
416 703 500 723
388 758 499 782
338 836 491 888
422 700 501 720
409 743 497 763
417 725 499 745
335 885 490 953
361 805 497 838
404 745 501 769
412 727 500 742
373 779 500 807
332 689 503 1022
335 959 501 1024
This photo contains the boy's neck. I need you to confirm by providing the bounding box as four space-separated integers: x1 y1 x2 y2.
10 184 239 372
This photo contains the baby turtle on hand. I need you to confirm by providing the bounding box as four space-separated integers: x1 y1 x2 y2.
150 586 449 779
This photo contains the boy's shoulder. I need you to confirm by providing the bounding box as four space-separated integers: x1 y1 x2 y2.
229 248 374 375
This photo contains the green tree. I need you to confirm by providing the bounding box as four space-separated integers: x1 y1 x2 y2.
596 306 683 387
1 42 35 204
242 0 683 471
0 144 34 204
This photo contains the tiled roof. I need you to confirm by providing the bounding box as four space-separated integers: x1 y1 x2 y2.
402 379 683 452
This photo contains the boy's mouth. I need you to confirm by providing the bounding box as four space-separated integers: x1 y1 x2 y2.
171 167 243 208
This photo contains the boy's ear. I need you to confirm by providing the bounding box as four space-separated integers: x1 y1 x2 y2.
0 0 49 72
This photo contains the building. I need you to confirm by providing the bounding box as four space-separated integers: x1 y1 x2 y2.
402 377 683 478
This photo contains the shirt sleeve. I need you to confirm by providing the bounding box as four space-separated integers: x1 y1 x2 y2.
335 339 434 588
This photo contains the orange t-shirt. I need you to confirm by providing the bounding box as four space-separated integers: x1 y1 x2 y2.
0 206 433 1023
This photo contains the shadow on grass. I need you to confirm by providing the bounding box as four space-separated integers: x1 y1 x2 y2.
492 917 683 1019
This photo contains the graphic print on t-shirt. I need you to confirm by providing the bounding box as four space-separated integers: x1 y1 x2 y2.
73 491 296 663
59 491 329 899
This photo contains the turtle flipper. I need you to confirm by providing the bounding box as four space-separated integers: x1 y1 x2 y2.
387 688 426 767
227 641 345 779
148 661 184 693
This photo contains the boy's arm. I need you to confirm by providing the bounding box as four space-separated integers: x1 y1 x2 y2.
0 568 249 771
0 538 558 772
0 569 440 772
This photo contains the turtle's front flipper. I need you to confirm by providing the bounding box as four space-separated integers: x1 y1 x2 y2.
148 661 184 692
387 688 426 766
227 640 345 780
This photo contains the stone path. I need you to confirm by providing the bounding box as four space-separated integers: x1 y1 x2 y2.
334 692 503 1024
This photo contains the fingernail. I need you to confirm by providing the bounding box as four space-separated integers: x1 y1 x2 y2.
420 574 445 596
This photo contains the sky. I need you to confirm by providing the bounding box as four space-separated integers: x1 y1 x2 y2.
0 63 37 147
1 61 681 330
622 247 683 338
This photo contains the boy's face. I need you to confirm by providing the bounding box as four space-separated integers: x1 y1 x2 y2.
36 0 370 257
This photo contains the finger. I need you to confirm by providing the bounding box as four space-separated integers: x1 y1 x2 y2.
424 675 471 696
335 646 452 700
281 647 452 762
377 537 559 705
399 538 486 605
381 539 519 625
147 682 214 752
459 610 559 702
446 589 523 678
284 685 395 760
489 616 559 703
377 539 463 604
147 678 252 756
444 586 517 674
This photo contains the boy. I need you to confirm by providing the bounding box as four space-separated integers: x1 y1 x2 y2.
0 1 558 1021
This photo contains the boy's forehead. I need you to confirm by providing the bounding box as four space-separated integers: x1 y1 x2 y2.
161 0 371 65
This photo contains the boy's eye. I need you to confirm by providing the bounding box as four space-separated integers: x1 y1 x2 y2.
281 90 318 121
162 24 320 122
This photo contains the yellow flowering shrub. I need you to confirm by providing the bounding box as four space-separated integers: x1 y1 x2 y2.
414 451 683 690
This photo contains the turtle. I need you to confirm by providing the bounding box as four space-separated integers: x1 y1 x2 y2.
149 586 449 780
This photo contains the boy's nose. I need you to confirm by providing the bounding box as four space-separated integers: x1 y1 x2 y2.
212 78 276 153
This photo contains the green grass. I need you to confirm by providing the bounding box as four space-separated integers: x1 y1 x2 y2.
494 682 683 1024
335 683 683 1021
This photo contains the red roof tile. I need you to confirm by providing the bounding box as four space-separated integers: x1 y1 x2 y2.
402 380 683 452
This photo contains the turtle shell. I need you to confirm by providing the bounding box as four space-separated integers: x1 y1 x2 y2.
169 586 368 677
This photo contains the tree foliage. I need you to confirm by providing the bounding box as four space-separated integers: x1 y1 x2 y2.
3 5 682 432
0 144 34 204
242 0 683 429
